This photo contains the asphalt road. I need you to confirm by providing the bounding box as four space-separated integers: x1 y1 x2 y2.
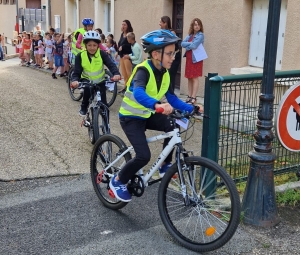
0 58 202 181
1 58 299 255
1 174 259 255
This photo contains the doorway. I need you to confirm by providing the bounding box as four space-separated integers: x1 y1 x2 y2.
26 0 41 9
248 0 287 70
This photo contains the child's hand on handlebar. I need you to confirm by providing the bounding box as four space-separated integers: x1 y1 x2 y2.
155 103 173 115
197 104 204 113
71 81 79 88
111 75 121 81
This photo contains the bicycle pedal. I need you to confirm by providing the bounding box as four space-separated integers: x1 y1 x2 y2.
96 171 104 184
81 120 90 127
83 122 90 127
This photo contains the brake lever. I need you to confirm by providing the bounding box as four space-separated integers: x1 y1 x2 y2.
194 112 210 119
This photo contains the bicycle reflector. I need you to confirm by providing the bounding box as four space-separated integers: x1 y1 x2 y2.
205 226 216 236
108 189 116 198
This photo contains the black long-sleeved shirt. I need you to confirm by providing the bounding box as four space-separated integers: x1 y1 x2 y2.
71 50 120 82
118 33 132 58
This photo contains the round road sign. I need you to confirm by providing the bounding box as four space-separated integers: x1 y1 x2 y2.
275 82 300 151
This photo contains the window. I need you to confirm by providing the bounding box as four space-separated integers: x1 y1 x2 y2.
10 0 15 4
3 0 9 4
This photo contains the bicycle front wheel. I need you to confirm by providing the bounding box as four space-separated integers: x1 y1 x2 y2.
158 156 241 252
92 106 109 143
90 134 131 210
104 69 117 107
67 66 83 101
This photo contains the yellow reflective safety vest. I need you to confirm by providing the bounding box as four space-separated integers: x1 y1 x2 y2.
72 28 86 56
80 49 105 84
119 60 170 118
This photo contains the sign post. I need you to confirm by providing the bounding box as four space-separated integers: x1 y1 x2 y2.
241 0 281 226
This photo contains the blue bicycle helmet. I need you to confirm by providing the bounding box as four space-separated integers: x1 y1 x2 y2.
82 18 94 26
141 29 180 53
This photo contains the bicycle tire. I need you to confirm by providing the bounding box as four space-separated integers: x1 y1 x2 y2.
67 66 83 101
90 134 131 210
104 69 117 107
92 106 109 143
158 156 241 252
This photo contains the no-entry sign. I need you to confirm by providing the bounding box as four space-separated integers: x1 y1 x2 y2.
275 82 300 151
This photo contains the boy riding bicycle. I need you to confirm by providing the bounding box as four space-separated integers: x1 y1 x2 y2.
71 31 120 116
110 29 203 202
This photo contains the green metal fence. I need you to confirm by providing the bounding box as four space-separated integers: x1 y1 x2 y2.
201 70 300 182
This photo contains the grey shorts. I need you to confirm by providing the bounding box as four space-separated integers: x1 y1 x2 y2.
46 52 53 61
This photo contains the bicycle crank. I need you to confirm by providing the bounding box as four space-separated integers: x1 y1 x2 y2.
127 175 145 197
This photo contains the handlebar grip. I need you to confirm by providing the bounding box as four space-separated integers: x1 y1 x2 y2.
155 108 164 113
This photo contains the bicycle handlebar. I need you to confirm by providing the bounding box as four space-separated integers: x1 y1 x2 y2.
77 78 115 89
155 106 209 119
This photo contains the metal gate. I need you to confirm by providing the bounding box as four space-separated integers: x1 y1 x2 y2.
18 8 47 33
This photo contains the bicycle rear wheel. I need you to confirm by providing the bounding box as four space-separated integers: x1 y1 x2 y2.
67 66 83 101
90 134 131 210
158 156 241 252
104 69 117 107
92 106 109 143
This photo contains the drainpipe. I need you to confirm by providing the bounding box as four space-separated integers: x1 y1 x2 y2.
76 0 80 28
16 0 19 33
94 0 99 27
48 0 52 28
111 0 114 35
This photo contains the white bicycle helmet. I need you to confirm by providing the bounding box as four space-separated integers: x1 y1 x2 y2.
83 30 101 43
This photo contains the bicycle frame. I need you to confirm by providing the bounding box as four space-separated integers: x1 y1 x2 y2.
103 127 182 184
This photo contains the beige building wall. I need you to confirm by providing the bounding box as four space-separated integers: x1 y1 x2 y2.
0 3 17 55
281 1 300 70
51 0 111 34
181 0 253 96
51 0 66 32
114 0 300 96
79 0 95 23
113 0 254 96
114 0 173 55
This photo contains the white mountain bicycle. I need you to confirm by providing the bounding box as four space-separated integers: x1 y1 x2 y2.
90 107 241 252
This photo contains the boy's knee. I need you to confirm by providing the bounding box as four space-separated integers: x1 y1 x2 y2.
136 151 151 164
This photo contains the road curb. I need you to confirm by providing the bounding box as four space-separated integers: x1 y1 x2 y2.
3 54 19 60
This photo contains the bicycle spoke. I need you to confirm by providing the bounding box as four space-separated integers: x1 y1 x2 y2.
158 157 240 251
90 135 131 209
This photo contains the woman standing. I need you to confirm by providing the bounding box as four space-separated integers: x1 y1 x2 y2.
0 33 5 61
117 20 133 94
181 18 205 105
159 16 181 92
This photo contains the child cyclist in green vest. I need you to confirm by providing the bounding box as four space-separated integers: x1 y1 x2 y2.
71 18 94 58
109 29 203 202
71 31 121 116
